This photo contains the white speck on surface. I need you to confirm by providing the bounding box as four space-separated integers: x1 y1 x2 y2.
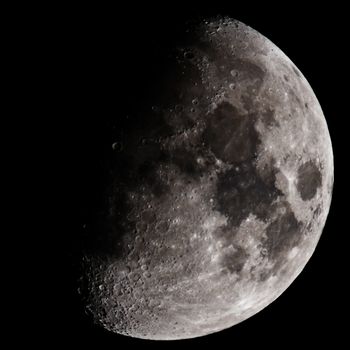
288 247 299 260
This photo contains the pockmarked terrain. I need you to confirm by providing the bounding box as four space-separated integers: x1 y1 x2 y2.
80 17 333 340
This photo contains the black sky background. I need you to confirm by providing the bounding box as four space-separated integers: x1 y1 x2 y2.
33 3 347 348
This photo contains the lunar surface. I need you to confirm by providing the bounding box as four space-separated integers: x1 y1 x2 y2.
80 17 334 340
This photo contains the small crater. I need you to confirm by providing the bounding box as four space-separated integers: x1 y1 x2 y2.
184 51 195 60
175 104 183 112
112 141 123 151
143 271 151 278
230 69 239 77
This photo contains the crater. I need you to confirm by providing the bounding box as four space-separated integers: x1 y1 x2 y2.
296 160 322 201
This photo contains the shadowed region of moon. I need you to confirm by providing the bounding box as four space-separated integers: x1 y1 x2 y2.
79 17 334 340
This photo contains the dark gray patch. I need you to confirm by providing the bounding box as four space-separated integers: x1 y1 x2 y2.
283 74 289 82
221 246 249 274
231 58 266 89
313 205 322 218
215 161 282 227
240 87 258 112
235 60 266 111
166 148 203 177
258 270 272 282
305 221 313 232
213 225 238 245
141 210 156 224
296 160 322 201
203 102 259 164
287 87 302 106
261 108 278 127
302 205 322 235
257 204 304 281
264 203 302 262
292 66 301 77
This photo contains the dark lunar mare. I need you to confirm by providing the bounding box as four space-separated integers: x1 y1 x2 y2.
296 160 322 201
202 100 288 276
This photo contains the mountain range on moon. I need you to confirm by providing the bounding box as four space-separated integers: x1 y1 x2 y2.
78 17 334 340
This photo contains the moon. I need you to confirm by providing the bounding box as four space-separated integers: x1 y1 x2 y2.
80 17 333 340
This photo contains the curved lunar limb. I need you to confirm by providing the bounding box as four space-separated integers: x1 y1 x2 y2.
80 17 333 340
